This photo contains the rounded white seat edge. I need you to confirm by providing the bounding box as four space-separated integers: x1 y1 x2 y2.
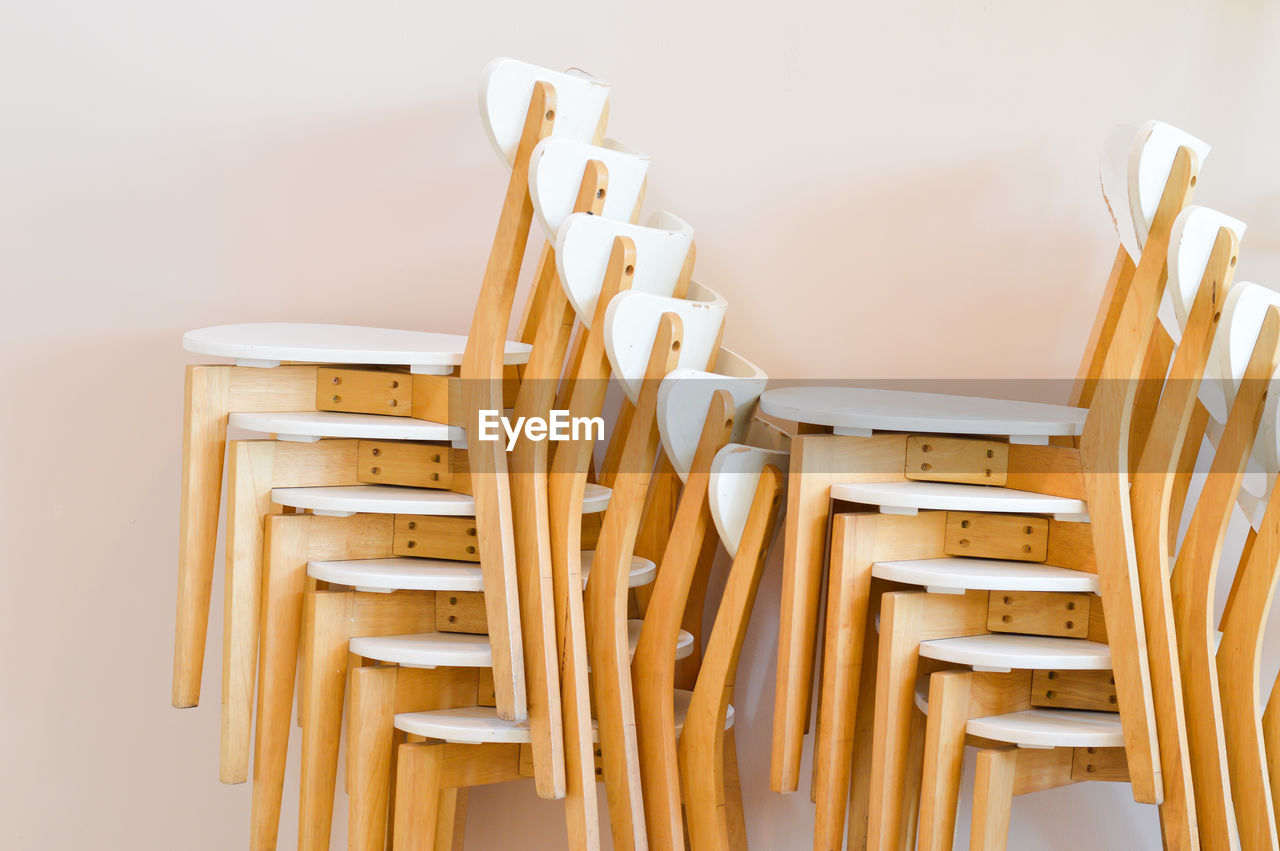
393 688 733 744
830 480 1087 518
871 558 1099 594
183 323 531 367
229 411 459 442
308 552 657 592
758 386 1086 438
917 634 1111 672
272 482 612 516
350 620 692 670
966 709 1124 749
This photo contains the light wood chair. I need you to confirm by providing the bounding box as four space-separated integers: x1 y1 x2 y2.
767 120 1211 808
244 134 652 848
285 205 695 850
903 209 1250 849
173 58 612 749
678 442 786 850
633 359 768 848
584 284 729 850
378 287 723 850
784 121 1209 850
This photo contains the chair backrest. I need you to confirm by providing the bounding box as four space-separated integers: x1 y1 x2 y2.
544 210 713 848
481 58 610 166
558 211 694 326
531 138 651 236
1100 121 1212 263
1217 362 1280 848
1169 294 1280 846
1074 121 1207 410
1076 131 1201 821
709 443 790 557
657 348 769 480
604 282 728 401
679 448 785 849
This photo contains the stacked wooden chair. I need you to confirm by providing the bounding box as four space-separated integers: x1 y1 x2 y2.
756 120 1275 849
175 56 789 851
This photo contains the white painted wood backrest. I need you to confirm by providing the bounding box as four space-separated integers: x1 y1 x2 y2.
602 282 728 402
480 58 611 167
1100 121 1211 263
529 138 650 236
1166 207 1249 423
556 212 694 328
708 444 789 557
1217 281 1280 523
656 347 769 481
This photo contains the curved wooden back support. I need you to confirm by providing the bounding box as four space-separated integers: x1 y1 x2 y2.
1077 142 1198 822
680 461 784 850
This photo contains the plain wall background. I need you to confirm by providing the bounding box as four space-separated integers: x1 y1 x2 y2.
4 0 1280 847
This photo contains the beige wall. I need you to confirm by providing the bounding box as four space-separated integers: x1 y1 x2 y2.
4 0 1280 847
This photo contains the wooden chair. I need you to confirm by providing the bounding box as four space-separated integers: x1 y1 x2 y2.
379 286 724 850
284 204 695 850
903 208 1248 849
243 136 645 844
678 442 786 850
633 359 768 848
767 121 1211 808
782 121 1209 850
215 158 671 806
173 58 612 763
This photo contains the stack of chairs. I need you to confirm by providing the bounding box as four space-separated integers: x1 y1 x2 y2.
173 57 787 850
764 120 1280 849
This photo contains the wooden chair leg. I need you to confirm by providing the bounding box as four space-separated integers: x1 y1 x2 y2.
917 670 972 851
298 591 354 851
772 434 833 793
250 515 309 850
723 727 748 851
846 580 886 851
348 665 398 851
393 742 445 851
173 364 230 709
901 701 927 851
434 788 467 851
220 439 276 783
867 591 987 850
866 592 928 849
970 747 1017 851
813 514 876 851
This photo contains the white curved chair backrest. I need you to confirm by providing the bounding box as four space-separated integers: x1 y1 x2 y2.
708 444 788 557
1100 121 1211 263
530 138 650 237
556 211 694 327
602 282 728 402
480 58 611 167
656 348 769 481
1165 207 1248 423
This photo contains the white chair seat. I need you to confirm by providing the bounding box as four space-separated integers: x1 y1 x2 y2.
272 482 612 516
351 620 693 669
918 634 1110 672
229 411 459 443
393 688 734 744
350 632 495 668
758 386 1086 440
912 678 1122 748
307 552 657 592
183 322 531 369
872 558 1099 594
830 481 1086 518
967 709 1124 749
